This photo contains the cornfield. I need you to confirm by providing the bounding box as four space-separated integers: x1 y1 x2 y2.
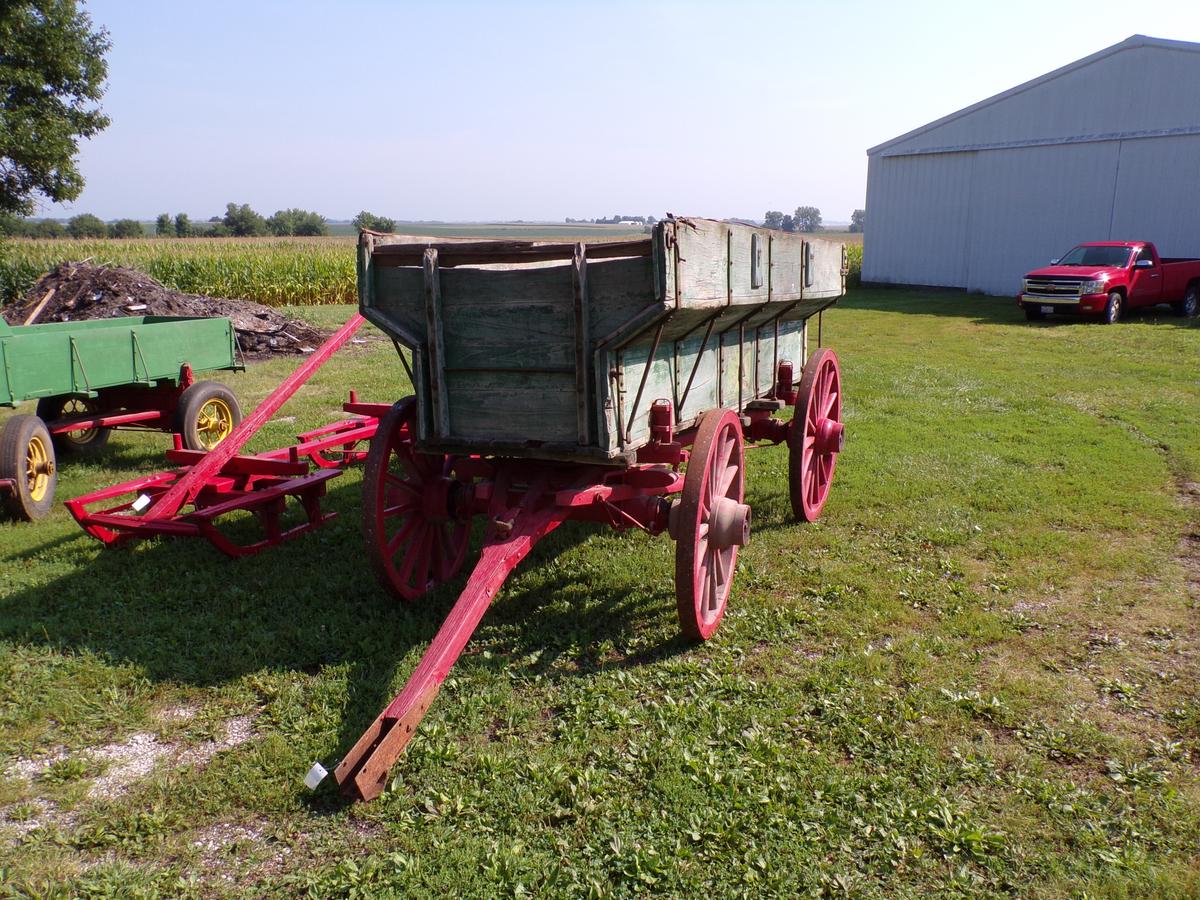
0 237 358 308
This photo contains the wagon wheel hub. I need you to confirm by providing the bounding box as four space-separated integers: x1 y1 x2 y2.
419 477 459 524
709 496 750 549
814 417 845 455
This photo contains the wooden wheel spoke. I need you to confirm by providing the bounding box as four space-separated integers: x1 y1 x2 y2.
386 515 421 556
398 525 433 588
823 389 838 419
382 497 419 518
718 462 739 499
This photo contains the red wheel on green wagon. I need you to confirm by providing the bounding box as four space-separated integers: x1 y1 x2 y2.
363 398 470 602
674 408 750 641
788 348 844 522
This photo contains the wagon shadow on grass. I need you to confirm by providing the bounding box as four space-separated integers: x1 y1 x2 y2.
0 477 692 800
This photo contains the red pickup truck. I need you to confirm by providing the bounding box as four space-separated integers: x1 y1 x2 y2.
1018 241 1200 323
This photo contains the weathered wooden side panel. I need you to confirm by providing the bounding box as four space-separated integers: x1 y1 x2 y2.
360 218 843 463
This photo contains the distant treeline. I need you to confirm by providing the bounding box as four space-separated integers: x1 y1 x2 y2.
0 205 398 239
565 215 658 225
762 208 864 234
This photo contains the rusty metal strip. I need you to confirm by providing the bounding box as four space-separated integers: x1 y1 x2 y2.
572 244 591 446
422 249 450 437
677 311 720 417
623 319 666 445
391 338 414 385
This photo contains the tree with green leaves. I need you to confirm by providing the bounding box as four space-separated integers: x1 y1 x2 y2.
174 212 192 237
352 210 395 233
222 202 266 237
849 208 865 234
762 211 784 230
781 214 795 233
793 206 822 233
0 1 111 216
66 212 105 237
155 213 171 236
108 218 143 238
267 208 327 237
30 219 64 238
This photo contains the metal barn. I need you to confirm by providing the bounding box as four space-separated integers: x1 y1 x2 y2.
863 35 1200 296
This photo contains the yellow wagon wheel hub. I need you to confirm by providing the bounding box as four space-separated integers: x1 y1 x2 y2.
25 433 54 502
195 397 235 450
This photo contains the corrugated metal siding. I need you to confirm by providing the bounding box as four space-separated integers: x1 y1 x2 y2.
1109 134 1200 257
865 40 1200 295
862 152 974 287
881 45 1200 156
964 142 1119 294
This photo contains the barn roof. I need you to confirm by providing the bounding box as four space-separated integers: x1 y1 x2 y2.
868 34 1200 157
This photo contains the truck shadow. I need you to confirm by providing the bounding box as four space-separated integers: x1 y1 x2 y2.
844 287 1200 328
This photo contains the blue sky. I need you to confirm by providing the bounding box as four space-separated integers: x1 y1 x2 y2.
46 0 1200 223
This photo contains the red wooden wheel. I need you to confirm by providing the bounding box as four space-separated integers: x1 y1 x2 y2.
789 348 844 522
363 398 470 601
674 408 750 641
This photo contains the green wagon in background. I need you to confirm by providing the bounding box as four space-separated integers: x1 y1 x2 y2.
0 315 244 520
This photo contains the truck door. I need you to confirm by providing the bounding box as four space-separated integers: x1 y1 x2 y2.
1128 245 1162 307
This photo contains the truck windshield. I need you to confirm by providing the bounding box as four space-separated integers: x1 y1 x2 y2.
1057 246 1133 267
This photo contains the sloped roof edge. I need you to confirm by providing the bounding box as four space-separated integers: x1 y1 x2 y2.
867 34 1200 156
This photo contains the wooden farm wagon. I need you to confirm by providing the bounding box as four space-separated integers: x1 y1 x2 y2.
328 216 849 799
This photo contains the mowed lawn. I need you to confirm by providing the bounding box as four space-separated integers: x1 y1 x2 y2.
0 290 1197 897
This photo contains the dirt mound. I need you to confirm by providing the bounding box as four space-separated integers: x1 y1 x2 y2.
4 262 330 357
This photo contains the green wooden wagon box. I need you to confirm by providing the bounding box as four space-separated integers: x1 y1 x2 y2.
358 216 846 463
0 315 243 520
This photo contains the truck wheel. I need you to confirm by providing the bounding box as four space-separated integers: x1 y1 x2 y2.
175 381 242 451
35 396 111 455
0 415 57 521
1102 291 1122 325
1173 285 1198 318
1023 305 1045 321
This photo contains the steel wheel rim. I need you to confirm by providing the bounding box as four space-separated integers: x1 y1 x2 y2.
25 434 51 501
366 402 470 601
676 409 744 640
790 349 843 521
196 398 234 450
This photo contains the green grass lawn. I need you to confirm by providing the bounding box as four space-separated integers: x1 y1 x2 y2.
1 292 1197 897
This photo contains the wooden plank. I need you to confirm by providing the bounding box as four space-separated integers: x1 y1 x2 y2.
572 244 591 445
439 265 574 370
423 249 449 437
445 372 578 444
373 239 651 268
670 218 729 308
770 236 805 299
586 256 656 340
22 288 55 325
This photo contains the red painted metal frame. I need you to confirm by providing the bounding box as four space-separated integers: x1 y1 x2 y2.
45 363 198 436
333 353 847 802
65 314 387 556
